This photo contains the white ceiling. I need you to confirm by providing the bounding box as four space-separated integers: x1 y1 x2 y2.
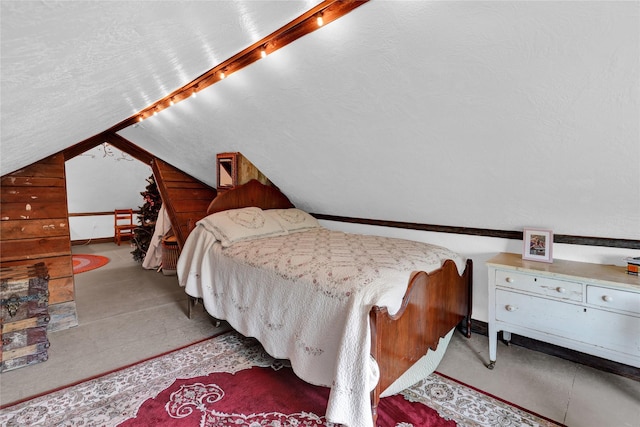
2 1 638 240
1 0 321 175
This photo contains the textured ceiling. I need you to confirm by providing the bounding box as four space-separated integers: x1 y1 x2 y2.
1 0 320 175
2 1 638 240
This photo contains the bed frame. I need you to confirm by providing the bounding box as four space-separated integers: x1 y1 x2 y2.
204 179 473 425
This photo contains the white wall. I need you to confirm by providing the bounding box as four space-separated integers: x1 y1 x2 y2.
321 220 640 322
65 144 151 241
120 1 640 242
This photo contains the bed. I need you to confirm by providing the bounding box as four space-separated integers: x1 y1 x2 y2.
177 179 473 427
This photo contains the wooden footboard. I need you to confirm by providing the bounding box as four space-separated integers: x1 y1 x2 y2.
369 258 473 422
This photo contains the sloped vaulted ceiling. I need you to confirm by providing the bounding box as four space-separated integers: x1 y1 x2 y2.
1 0 322 174
2 1 639 240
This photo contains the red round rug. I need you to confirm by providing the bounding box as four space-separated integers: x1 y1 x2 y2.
72 254 110 274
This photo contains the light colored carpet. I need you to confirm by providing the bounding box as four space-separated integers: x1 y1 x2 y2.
0 243 228 406
1 243 639 427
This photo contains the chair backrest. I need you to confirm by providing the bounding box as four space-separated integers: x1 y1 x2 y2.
114 209 134 226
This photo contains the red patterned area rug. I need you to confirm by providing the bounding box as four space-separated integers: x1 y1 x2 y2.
0 332 563 427
72 254 109 274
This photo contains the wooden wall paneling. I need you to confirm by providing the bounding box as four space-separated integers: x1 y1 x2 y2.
1 256 73 279
0 176 65 188
1 219 70 239
47 277 74 304
1 186 68 204
237 154 270 187
151 158 217 250
0 202 69 221
0 153 77 331
0 236 71 262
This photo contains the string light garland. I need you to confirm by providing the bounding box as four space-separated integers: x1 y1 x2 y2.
115 1 368 127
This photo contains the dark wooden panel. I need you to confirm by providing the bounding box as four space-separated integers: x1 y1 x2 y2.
1 256 72 280
63 132 155 165
0 237 71 262
0 154 75 333
0 176 65 187
0 219 69 240
104 133 154 165
5 153 65 174
0 203 69 221
164 181 211 190
61 134 105 162
159 188 216 202
48 277 74 304
155 169 193 182
152 158 216 250
1 186 67 204
21 153 64 166
172 199 213 214
5 163 64 178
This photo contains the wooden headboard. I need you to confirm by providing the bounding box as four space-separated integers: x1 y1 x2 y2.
206 179 294 214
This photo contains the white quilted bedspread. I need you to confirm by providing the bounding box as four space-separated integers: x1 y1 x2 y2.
178 226 465 427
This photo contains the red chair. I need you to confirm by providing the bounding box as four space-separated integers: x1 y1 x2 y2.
114 209 135 245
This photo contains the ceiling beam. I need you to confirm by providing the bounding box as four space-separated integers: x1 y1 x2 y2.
63 132 154 165
103 133 155 165
62 134 108 161
106 0 369 133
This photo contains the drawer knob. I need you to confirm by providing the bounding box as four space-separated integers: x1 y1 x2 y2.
505 277 514 283
556 287 566 293
505 305 518 312
602 295 613 302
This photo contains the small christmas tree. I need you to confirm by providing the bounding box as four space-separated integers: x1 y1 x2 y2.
131 175 162 262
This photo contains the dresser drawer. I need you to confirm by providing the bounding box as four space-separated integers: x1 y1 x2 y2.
586 286 640 315
495 289 584 337
495 270 582 302
495 289 640 356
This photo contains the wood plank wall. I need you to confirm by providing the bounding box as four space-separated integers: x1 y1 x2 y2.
0 154 78 331
151 159 217 250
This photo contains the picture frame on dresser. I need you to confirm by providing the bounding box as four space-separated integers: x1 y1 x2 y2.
522 228 553 263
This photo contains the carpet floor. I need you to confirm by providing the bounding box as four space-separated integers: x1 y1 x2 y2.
0 331 563 427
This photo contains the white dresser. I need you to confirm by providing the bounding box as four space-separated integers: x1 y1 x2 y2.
487 252 640 369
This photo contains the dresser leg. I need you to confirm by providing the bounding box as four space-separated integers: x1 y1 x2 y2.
502 331 512 346
488 322 498 369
